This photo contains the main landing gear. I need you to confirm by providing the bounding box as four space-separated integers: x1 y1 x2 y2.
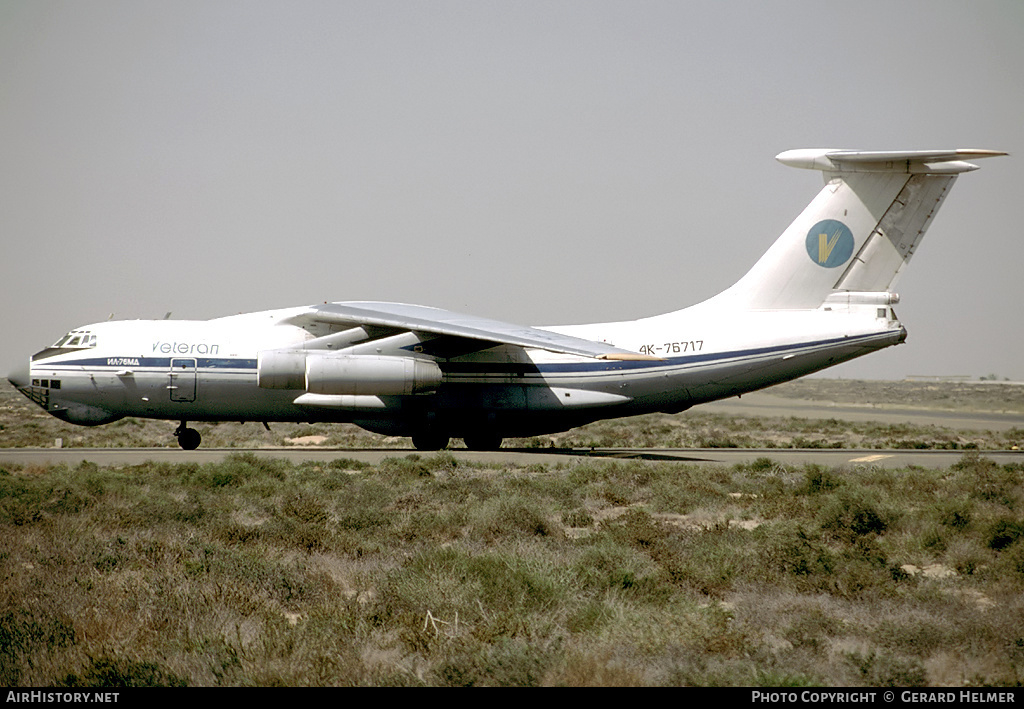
174 421 202 450
462 433 503 451
409 432 505 451
411 431 450 451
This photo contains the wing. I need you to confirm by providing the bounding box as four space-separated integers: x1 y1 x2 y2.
291 301 654 360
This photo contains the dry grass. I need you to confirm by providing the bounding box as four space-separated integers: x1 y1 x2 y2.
2 451 1023 686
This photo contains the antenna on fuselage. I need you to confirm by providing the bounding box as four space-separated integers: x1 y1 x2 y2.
163 312 172 320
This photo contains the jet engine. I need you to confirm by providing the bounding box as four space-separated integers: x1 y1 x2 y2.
257 351 442 396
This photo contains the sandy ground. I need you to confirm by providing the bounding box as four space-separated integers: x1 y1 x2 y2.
764 378 1024 414
700 383 1024 432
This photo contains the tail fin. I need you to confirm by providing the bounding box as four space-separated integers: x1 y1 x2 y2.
710 149 1005 310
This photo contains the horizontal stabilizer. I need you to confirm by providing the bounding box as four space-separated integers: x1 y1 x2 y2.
777 149 1007 174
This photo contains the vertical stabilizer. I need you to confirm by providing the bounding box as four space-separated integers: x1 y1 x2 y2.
706 149 1005 311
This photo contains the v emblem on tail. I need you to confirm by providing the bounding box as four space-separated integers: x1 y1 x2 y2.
819 229 842 264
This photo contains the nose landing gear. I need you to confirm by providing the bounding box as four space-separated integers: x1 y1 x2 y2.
174 421 202 450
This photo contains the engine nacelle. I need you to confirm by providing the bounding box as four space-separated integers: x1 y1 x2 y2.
258 350 442 395
306 355 442 395
257 350 308 389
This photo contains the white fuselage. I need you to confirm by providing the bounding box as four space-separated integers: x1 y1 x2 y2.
18 300 904 439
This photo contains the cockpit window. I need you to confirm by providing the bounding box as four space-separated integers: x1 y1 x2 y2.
32 329 99 362
50 330 97 349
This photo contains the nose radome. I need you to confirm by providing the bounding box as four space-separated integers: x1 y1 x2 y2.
7 361 30 390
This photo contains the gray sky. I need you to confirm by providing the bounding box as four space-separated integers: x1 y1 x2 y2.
2 1 1021 381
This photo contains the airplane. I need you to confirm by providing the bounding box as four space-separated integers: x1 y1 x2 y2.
7 148 1005 451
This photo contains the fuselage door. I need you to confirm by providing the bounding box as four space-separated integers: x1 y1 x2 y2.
169 358 197 402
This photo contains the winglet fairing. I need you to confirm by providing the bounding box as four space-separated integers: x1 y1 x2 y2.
9 148 1004 450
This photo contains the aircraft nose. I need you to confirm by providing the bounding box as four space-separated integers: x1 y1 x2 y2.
7 361 30 390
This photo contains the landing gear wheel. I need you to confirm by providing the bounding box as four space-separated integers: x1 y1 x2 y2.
463 434 503 451
412 432 450 451
174 423 202 450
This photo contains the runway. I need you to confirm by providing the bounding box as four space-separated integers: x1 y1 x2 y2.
2 446 1022 469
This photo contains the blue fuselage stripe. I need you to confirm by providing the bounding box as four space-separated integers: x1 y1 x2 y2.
44 357 258 369
38 332 885 377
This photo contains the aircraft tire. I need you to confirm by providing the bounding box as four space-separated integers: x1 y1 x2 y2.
463 434 503 451
412 432 449 451
177 427 202 451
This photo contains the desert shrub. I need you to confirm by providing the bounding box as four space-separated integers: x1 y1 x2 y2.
848 650 927 687
573 537 653 593
734 457 779 474
764 524 836 585
372 547 564 639
437 638 553 686
694 602 755 657
214 521 263 545
0 483 45 526
0 610 76 685
59 656 187 687
800 466 842 495
550 650 646 686
193 455 257 489
379 454 432 478
331 479 393 533
830 559 905 600
603 507 748 597
944 538 987 576
565 599 615 634
783 607 842 651
281 493 329 525
818 490 893 543
994 542 1024 579
324 457 373 472
935 499 973 531
954 453 1020 507
470 496 559 542
561 508 594 528
664 527 748 597
762 525 901 600
611 508 668 550
873 616 952 658
986 518 1024 551
698 432 740 448
919 524 948 553
264 516 329 552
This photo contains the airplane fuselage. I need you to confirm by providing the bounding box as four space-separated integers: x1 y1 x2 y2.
16 301 905 443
